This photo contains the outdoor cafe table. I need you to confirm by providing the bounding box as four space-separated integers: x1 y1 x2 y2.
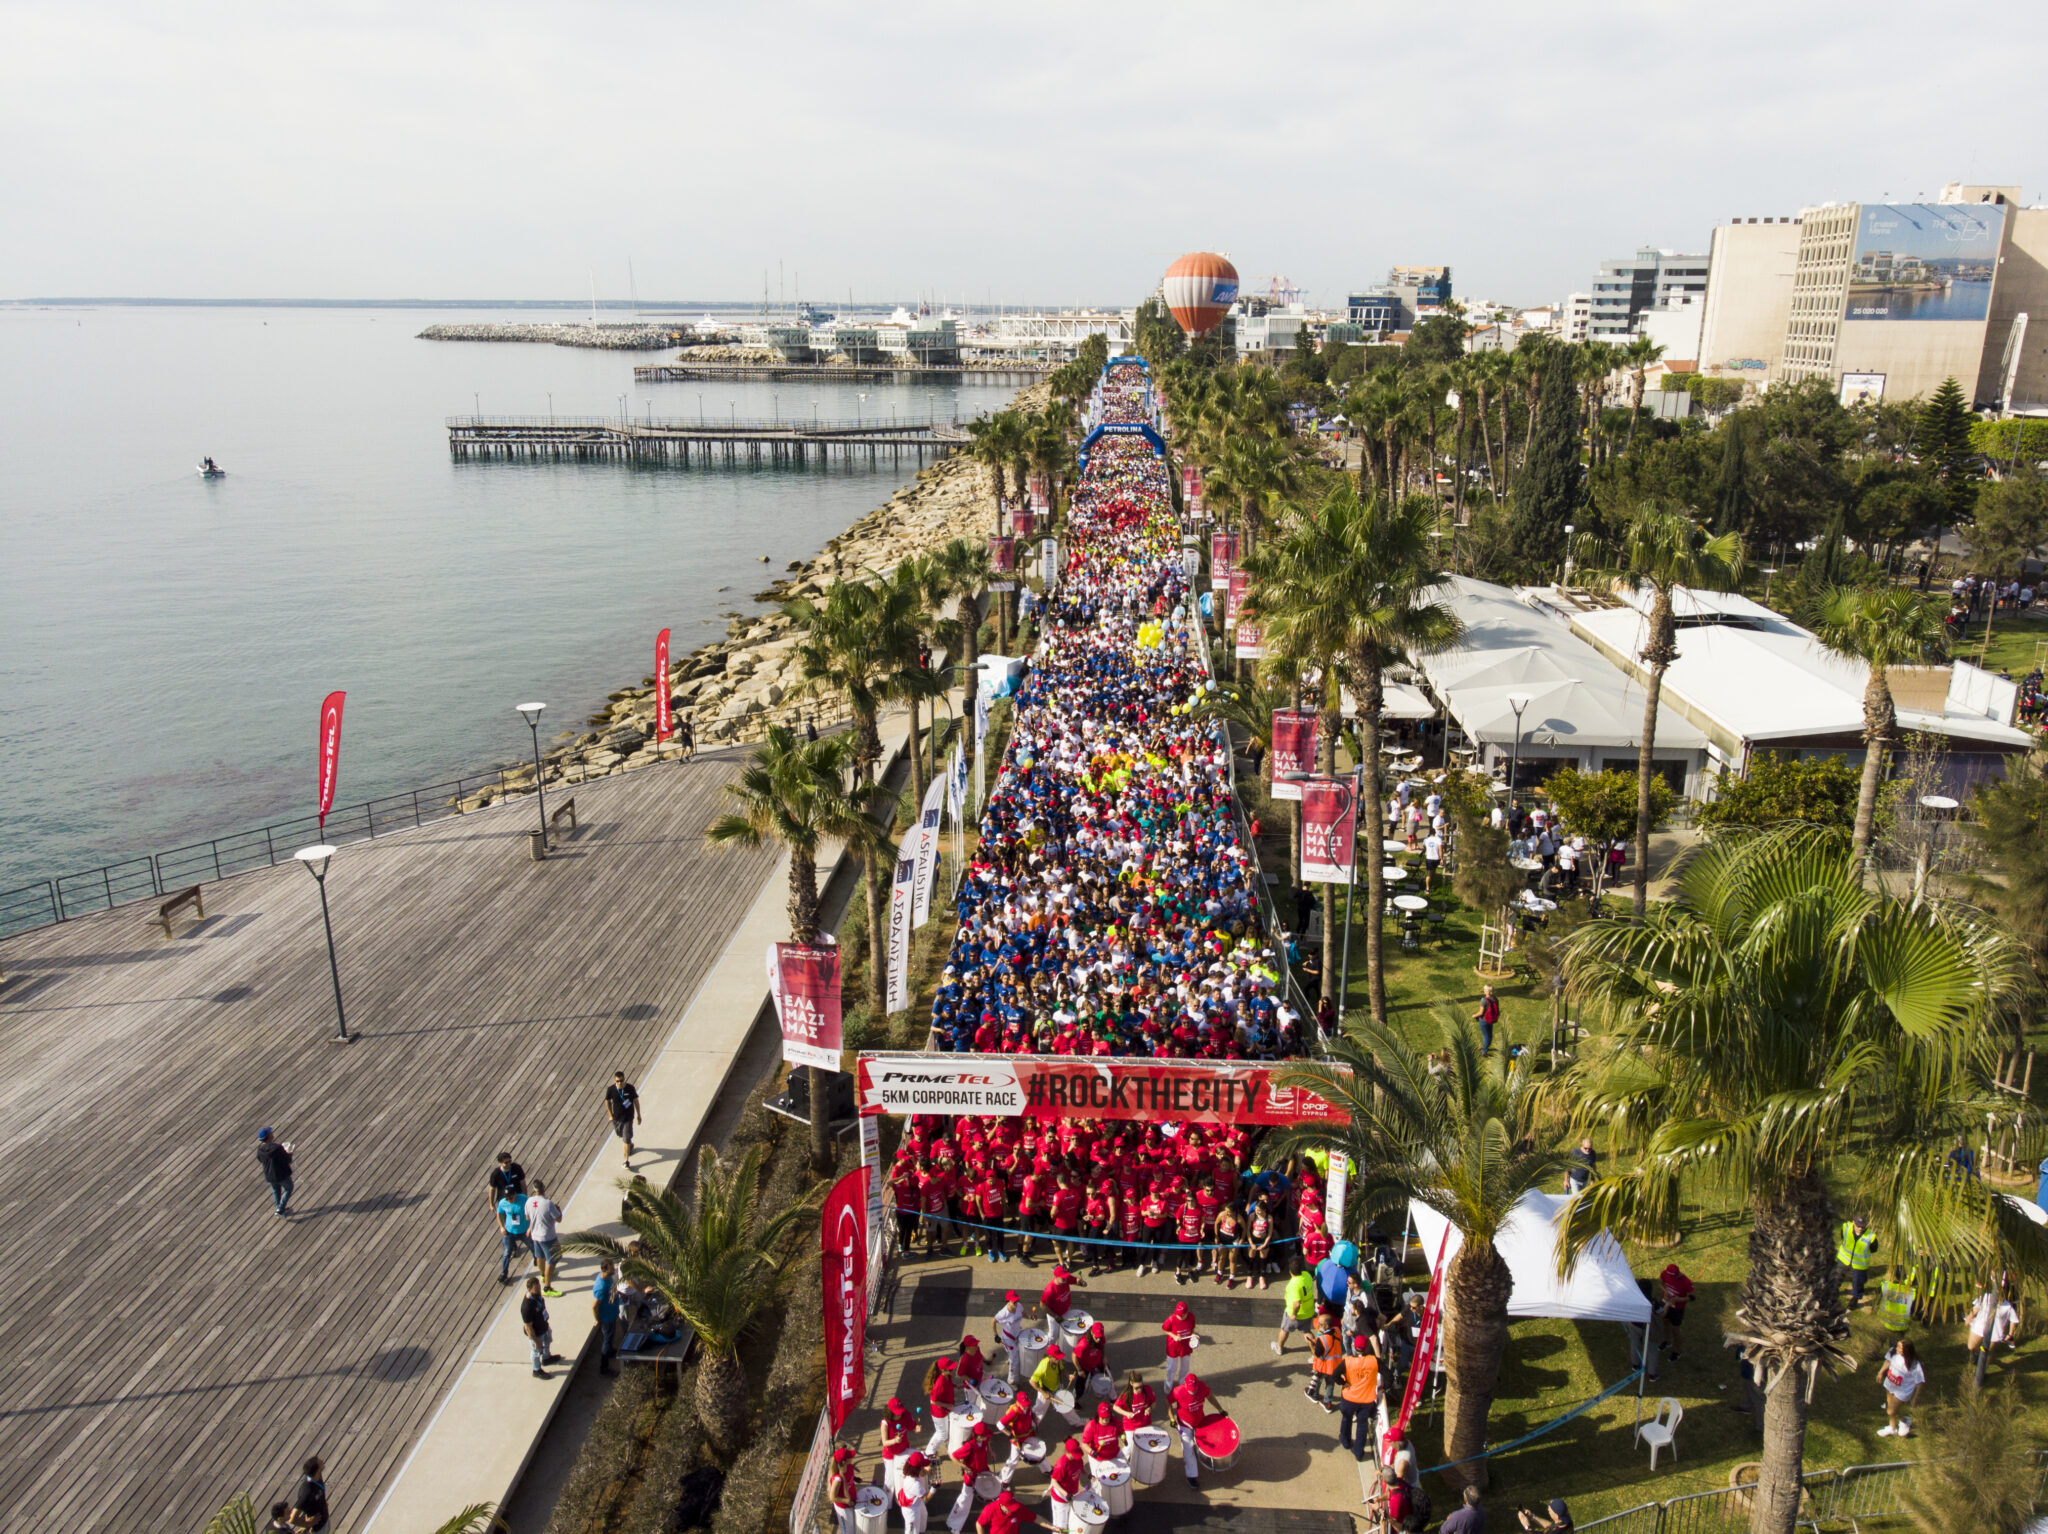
1382 839 1410 856
1392 895 1429 913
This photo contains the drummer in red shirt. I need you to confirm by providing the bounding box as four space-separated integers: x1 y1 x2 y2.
957 1335 989 1390
828 1447 859 1534
952 1422 996 1520
976 1488 1036 1534
1171 1372 1215 1489
1160 1298 1196 1388
1045 1438 1087 1532
1040 1265 1076 1325
1079 1401 1121 1462
998 1388 1038 1469
1072 1320 1107 1385
880 1397 915 1494
924 1357 961 1457
1113 1370 1157 1439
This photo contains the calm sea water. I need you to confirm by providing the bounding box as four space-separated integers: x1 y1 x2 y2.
0 305 1014 893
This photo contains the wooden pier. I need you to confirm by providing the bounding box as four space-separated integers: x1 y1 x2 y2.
446 415 971 467
633 362 1054 385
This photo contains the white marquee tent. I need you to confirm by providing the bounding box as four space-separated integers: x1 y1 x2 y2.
1408 1191 1652 1326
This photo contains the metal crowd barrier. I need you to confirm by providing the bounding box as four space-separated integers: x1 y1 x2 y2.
1576 1460 1950 1534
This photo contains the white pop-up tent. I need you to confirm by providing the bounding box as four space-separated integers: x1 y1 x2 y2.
1408 1191 1652 1325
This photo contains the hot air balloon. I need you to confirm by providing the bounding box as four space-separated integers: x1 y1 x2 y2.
1162 252 1240 338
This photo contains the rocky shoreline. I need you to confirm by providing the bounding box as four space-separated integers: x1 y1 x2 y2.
457 386 1039 810
418 322 688 350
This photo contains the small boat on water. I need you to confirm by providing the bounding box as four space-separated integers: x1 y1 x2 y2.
198 457 226 478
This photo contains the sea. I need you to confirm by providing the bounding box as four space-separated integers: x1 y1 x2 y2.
0 304 1017 898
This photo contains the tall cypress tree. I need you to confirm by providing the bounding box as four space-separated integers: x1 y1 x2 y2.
1714 413 1753 534
1916 376 1979 587
1509 349 1583 573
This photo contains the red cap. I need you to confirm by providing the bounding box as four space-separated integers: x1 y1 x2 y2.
1005 1290 1021 1303
833 1447 854 1464
906 1452 927 1471
1046 1344 1064 1359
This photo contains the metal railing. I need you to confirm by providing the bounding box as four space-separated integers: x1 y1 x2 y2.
445 414 962 434
1576 1460 1954 1534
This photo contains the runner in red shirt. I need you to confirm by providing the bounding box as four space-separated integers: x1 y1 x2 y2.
978 1173 1010 1265
956 1176 986 1260
1174 1182 1207 1282
1139 1180 1170 1277
1050 1174 1084 1269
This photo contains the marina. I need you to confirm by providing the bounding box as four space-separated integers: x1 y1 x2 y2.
634 361 1054 385
446 413 972 466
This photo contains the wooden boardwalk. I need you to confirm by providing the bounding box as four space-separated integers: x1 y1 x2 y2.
0 757 779 1533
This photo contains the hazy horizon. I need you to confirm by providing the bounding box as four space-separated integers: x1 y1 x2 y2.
3 2 2040 310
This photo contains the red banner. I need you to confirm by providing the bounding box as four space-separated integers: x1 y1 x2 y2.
1393 1229 1451 1443
1209 531 1236 591
1270 710 1318 800
1301 776 1357 884
317 691 346 828
854 1052 1347 1126
1226 568 1248 625
821 1166 869 1434
1234 620 1265 660
654 628 672 742
1014 507 1037 542
988 534 1015 574
768 941 843 1072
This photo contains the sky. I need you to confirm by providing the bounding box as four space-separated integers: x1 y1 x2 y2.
4 0 2042 310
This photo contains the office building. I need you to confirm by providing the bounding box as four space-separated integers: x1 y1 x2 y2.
1236 306 1307 363
1347 265 1453 336
1561 293 1591 344
1588 248 1709 340
1695 217 1802 381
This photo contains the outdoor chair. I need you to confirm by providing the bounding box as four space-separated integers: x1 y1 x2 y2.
1638 1396 1683 1470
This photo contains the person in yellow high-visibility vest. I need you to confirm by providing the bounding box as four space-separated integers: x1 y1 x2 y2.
1836 1215 1877 1308
1880 1261 1917 1334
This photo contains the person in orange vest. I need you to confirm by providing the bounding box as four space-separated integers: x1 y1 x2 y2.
828 1447 860 1534
1307 1306 1344 1412
1336 1334 1380 1462
1170 1370 1214 1489
1045 1438 1087 1532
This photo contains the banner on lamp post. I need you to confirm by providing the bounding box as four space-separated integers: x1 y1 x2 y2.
885 856 916 1014
1270 710 1318 800
988 534 1015 593
820 1166 869 1434
1393 1230 1452 1444
767 941 843 1073
1209 531 1237 591
1014 507 1036 542
317 691 346 828
1234 620 1265 660
1301 777 1358 884
654 628 672 742
1324 1151 1350 1238
911 775 945 929
1226 568 1248 625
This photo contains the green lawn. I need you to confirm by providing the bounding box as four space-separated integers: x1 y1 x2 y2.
1315 876 2048 1516
1947 607 2048 680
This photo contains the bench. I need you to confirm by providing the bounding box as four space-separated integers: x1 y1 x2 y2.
158 885 204 938
551 798 577 834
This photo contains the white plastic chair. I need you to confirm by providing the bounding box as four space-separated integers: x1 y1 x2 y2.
1638 1396 1683 1470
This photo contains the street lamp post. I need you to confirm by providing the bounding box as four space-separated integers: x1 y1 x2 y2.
293 845 350 1043
1562 523 1576 586
1282 770 1361 1026
516 702 549 848
1505 691 1533 807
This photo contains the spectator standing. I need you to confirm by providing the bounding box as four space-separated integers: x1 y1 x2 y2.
488 1151 526 1212
256 1128 295 1217
1335 1336 1379 1460
1656 1263 1694 1362
1566 1137 1598 1195
521 1276 555 1378
1443 1485 1487 1534
526 1180 564 1297
291 1457 330 1532
1965 1285 2021 1369
1473 987 1500 1053
593 1258 622 1375
1307 1308 1343 1411
495 1186 531 1284
264 1503 294 1533
606 1071 643 1164
1273 1258 1316 1354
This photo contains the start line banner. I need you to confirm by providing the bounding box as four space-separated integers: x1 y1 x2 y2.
855 1052 1347 1127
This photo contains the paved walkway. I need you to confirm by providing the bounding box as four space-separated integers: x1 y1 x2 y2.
0 755 779 1534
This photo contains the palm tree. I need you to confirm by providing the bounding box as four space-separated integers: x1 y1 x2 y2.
929 537 993 761
1606 505 1744 917
1470 349 1510 496
708 726 886 1167
1269 1017 1564 1491
884 557 951 810
1247 484 1463 1023
1560 827 2043 1534
1620 335 1666 450
565 1147 813 1457
1807 585 1949 858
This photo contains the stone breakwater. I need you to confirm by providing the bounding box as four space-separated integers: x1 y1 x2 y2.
455 434 1018 810
418 322 688 350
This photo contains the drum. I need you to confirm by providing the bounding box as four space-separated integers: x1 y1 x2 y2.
1193 1415 1241 1471
1129 1428 1169 1486
974 1474 1002 1502
1096 1464 1133 1517
1019 1438 1049 1467
1072 1491 1110 1534
979 1378 1015 1423
855 1486 890 1534
1061 1310 1094 1343
1051 1390 1076 1416
1020 1326 1053 1378
948 1408 980 1451
1087 1372 1114 1399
